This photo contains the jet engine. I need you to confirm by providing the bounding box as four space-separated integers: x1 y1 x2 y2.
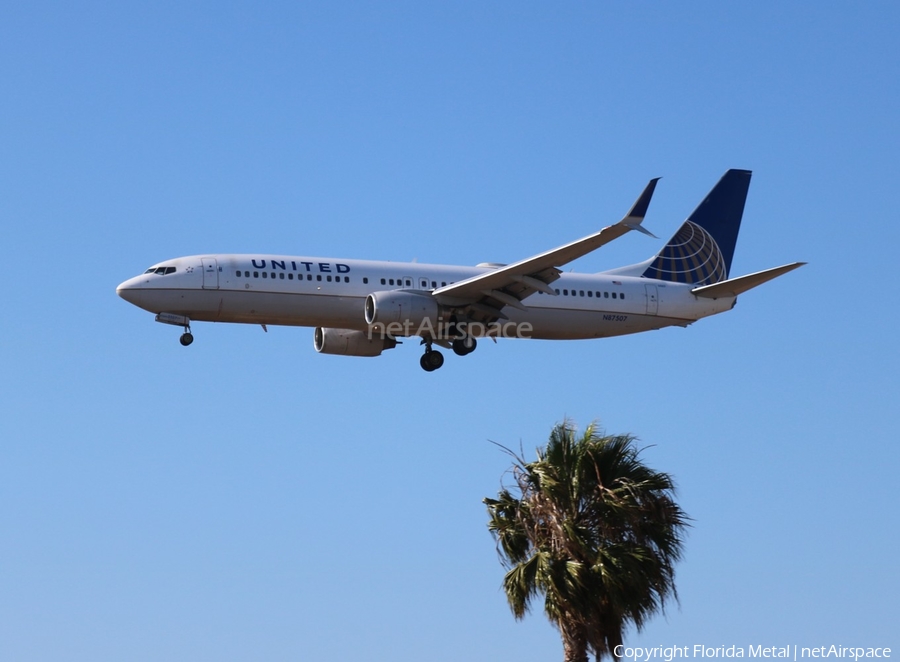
364 291 444 330
313 327 397 357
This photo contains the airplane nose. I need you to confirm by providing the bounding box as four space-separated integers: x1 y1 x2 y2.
116 278 143 306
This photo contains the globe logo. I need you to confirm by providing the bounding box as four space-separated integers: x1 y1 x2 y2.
642 221 727 285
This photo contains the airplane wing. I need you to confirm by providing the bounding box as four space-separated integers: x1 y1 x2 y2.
432 178 660 322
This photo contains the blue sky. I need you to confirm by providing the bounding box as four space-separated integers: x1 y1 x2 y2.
1 2 898 660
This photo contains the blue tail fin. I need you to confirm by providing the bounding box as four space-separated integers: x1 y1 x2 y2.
642 169 751 285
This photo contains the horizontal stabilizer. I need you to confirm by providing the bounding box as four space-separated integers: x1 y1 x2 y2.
691 262 806 299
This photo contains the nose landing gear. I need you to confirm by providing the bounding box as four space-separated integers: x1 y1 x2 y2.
154 313 193 347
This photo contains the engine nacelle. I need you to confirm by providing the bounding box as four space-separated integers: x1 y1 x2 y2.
364 290 444 330
314 327 397 357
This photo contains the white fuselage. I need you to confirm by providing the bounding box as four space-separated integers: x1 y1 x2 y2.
116 254 735 340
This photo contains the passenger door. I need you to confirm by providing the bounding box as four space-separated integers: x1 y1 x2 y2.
202 258 219 290
644 284 659 315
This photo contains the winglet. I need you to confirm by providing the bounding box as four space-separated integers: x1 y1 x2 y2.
619 177 660 238
626 177 660 220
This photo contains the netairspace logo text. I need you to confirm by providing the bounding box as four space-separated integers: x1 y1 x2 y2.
615 646 892 662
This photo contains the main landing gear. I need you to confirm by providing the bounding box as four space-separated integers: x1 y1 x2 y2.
420 336 477 371
420 347 444 372
452 336 477 356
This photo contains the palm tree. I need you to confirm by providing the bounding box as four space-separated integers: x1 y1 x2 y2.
484 421 688 662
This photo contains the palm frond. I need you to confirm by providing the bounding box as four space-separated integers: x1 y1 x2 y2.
484 419 690 661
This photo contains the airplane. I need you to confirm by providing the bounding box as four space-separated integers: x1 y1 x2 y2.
116 169 804 371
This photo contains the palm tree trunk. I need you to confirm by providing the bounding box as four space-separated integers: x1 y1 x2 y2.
561 621 589 662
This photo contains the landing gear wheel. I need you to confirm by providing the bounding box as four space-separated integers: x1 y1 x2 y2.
452 336 477 356
427 350 444 370
180 332 194 346
420 349 444 372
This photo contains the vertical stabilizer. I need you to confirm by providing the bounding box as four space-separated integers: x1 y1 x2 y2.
642 169 751 285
